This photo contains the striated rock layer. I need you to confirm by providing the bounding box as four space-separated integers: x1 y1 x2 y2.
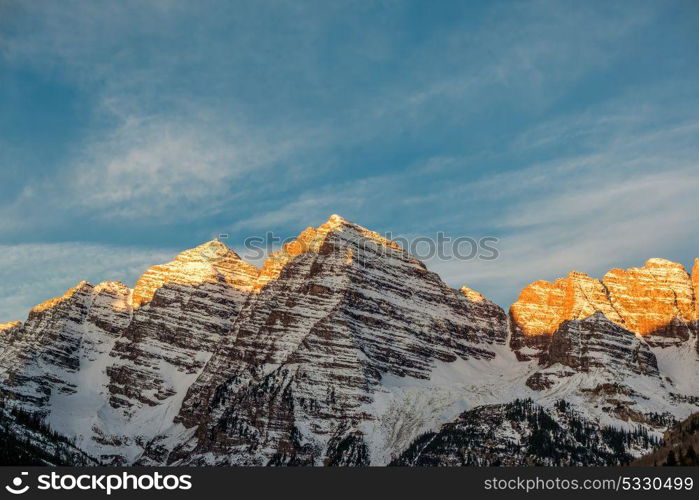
0 281 135 456
511 259 698 361
160 215 508 465
98 240 259 463
521 313 682 426
0 240 261 464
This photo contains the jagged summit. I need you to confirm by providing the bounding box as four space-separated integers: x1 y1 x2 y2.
511 258 697 343
254 214 403 291
602 258 695 338
644 257 687 270
511 270 621 339
0 321 21 333
132 238 259 307
30 281 94 314
175 238 239 262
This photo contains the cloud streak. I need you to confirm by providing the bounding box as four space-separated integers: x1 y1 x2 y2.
1 0 697 316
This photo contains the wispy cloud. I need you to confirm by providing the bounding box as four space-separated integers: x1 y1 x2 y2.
1 0 697 315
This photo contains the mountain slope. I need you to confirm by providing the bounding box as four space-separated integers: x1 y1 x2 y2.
158 215 509 465
0 401 97 466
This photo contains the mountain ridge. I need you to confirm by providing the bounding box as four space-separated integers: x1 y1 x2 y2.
0 214 697 466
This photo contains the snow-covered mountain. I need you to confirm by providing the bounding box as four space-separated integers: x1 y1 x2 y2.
0 215 697 466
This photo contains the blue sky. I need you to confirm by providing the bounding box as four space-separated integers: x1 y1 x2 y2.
1 0 698 321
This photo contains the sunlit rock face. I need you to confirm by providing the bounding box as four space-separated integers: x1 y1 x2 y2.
509 260 699 427
132 239 259 307
164 215 508 466
509 271 623 360
0 281 131 413
510 259 698 360
0 321 21 333
602 259 695 344
103 240 260 463
693 259 699 354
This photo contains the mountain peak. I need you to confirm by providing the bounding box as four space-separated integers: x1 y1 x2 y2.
254 215 402 291
0 321 21 333
30 281 94 314
460 286 488 303
644 257 686 270
326 213 348 225
132 239 259 307
175 238 241 263
511 257 698 364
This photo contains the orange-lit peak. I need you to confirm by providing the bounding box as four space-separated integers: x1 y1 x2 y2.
0 321 21 333
30 281 93 314
460 286 488 303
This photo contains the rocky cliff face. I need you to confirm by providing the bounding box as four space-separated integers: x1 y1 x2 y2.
0 282 104 410
103 241 259 462
0 322 22 357
510 259 698 362
520 313 687 427
510 259 699 429
163 215 508 466
0 281 135 460
0 240 260 464
603 259 696 344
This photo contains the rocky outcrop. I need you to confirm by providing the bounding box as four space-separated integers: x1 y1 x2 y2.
524 313 659 390
510 259 698 361
459 287 509 344
521 312 698 428
542 313 658 375
0 282 99 410
603 259 695 343
164 215 508 465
